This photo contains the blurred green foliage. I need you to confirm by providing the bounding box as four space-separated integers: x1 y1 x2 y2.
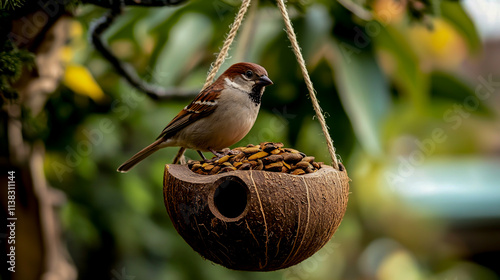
27 0 500 279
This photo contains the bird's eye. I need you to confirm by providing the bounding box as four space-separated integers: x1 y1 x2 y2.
245 70 253 78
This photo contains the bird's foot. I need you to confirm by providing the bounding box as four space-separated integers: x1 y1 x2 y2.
210 148 240 159
209 148 226 159
197 150 207 161
226 148 242 156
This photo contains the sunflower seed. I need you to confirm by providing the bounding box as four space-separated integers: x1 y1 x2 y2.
291 169 306 175
203 164 215 171
195 169 206 174
191 163 202 171
187 160 199 168
233 152 245 162
187 142 324 175
262 154 284 164
248 151 269 160
210 165 221 175
283 153 303 163
270 149 281 155
302 156 315 163
284 148 300 154
265 161 283 171
295 161 312 169
283 161 291 169
243 147 261 154
261 142 276 152
217 155 230 164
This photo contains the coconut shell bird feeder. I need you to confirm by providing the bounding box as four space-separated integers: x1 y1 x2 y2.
163 0 350 271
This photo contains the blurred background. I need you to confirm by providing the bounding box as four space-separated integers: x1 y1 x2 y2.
1 0 500 279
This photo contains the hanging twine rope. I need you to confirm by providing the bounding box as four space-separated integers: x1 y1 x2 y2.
275 0 339 170
202 0 253 89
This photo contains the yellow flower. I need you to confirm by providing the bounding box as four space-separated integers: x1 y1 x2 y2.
63 64 106 103
409 19 467 70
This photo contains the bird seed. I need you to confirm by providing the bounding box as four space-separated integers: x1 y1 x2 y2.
187 142 326 175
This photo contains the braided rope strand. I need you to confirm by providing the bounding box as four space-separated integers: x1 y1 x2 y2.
276 0 340 169
203 0 253 89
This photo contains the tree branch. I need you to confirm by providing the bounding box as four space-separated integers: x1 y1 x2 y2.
83 0 188 8
89 6 199 101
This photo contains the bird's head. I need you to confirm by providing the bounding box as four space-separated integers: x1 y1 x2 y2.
219 62 273 104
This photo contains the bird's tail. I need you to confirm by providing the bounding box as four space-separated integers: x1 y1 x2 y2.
117 139 165 173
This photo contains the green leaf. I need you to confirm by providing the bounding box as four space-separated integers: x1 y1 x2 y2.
440 1 481 52
331 40 391 157
148 8 185 72
153 13 212 87
430 71 493 117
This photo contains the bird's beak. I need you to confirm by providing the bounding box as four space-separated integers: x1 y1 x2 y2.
256 75 273 86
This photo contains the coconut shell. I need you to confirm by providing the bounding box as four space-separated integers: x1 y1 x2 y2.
163 164 349 271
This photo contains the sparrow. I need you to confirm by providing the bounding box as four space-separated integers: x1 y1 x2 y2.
117 62 273 173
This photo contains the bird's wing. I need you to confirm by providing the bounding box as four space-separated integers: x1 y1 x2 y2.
156 83 223 140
